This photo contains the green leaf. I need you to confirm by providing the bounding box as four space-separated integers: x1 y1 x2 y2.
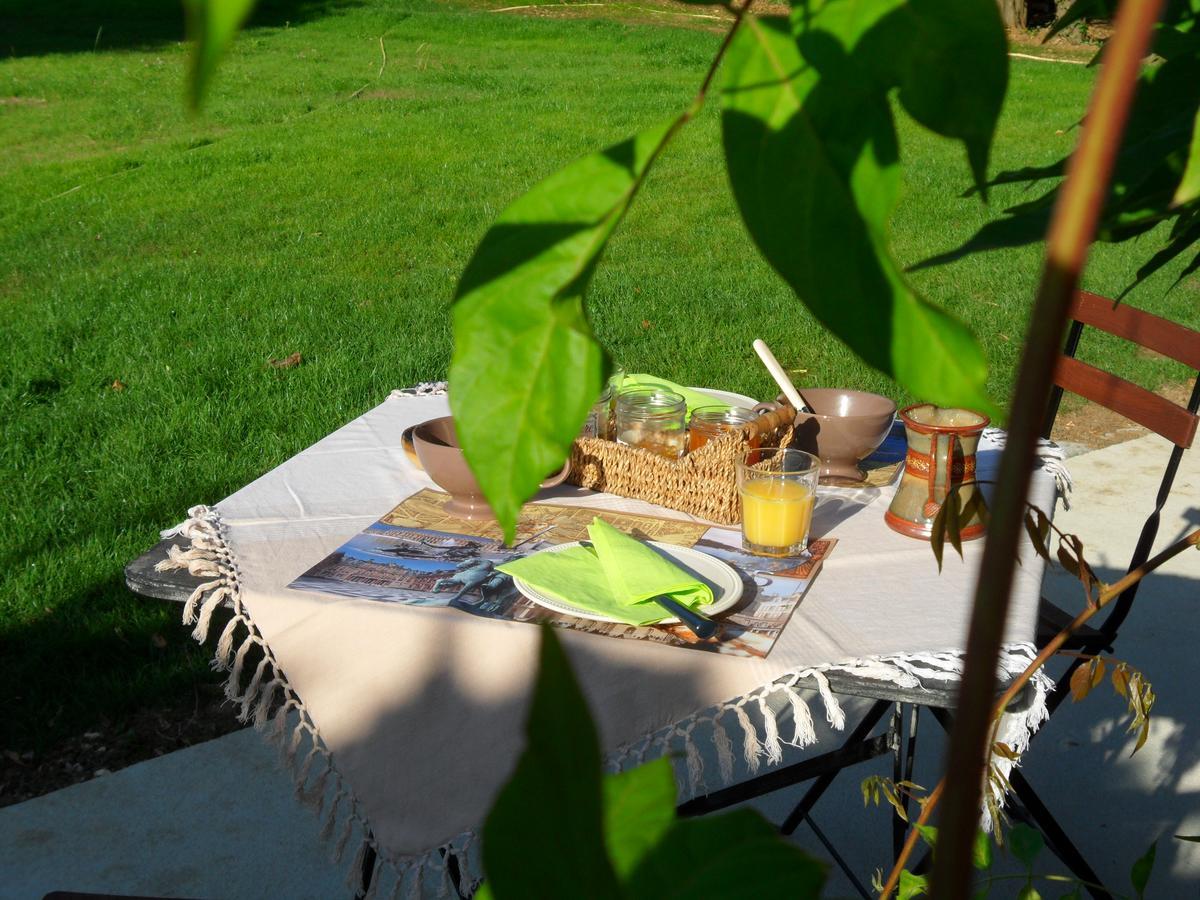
973 829 994 870
1017 886 1043 900
1131 840 1157 898
474 884 495 900
1009 823 1044 870
481 627 621 898
1173 111 1200 205
898 868 929 900
945 488 964 560
722 13 997 419
450 119 678 542
185 0 258 110
916 823 938 849
602 759 677 879
893 0 1008 194
625 808 825 899
930 500 947 572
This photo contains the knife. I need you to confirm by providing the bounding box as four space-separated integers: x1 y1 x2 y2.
652 595 720 640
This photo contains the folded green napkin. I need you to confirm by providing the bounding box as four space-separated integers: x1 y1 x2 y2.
615 374 734 416
497 518 714 626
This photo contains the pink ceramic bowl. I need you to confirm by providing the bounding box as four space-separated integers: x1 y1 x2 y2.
412 416 570 520
758 389 896 484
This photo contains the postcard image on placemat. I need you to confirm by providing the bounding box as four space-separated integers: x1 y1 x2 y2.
289 489 836 659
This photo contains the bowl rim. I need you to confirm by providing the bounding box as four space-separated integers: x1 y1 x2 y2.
790 389 897 420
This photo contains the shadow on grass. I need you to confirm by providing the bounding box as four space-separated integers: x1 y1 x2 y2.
0 0 361 59
0 570 221 754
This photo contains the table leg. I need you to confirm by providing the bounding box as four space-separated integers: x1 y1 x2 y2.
354 839 377 900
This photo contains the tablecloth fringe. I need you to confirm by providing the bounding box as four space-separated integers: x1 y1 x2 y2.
162 500 1053 898
157 506 387 895
983 426 1074 509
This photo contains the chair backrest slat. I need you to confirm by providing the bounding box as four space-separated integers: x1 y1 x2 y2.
1054 356 1199 448
1072 291 1200 369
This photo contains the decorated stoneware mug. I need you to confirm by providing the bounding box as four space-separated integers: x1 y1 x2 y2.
885 404 989 541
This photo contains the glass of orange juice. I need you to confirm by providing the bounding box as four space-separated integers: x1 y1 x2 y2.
736 448 819 557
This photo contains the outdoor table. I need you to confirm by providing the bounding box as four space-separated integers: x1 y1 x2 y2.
125 384 1062 898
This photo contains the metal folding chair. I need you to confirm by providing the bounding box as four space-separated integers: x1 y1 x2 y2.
985 291 1200 898
680 292 1199 898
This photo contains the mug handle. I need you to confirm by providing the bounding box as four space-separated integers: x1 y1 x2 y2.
539 459 572 489
930 433 957 506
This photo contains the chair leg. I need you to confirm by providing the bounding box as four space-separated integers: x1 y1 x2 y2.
804 813 874 900
778 700 894 835
893 703 920 865
930 707 1111 898
678 700 892 818
1009 769 1112 900
891 703 906 863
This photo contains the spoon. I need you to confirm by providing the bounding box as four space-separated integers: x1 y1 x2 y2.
652 595 720 640
753 338 816 415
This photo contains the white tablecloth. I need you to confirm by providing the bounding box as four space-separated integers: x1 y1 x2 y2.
163 388 1057 895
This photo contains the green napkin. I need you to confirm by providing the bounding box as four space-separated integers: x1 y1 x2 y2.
497 518 714 626
615 374 735 417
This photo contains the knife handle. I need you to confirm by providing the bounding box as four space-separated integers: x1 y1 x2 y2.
654 595 719 640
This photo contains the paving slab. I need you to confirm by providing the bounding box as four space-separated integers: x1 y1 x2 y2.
0 728 347 900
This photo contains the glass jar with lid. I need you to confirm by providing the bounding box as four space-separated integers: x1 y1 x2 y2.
614 388 687 459
688 406 760 452
580 367 626 440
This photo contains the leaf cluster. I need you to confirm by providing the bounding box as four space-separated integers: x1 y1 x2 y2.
916 0 1200 295
1069 657 1156 754
1022 508 1105 607
929 486 989 570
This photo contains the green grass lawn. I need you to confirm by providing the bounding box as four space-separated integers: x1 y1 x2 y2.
1 0 1197 753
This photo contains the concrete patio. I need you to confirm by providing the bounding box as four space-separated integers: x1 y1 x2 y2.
3 431 1197 899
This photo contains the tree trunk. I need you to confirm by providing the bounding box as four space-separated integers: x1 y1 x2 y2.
997 0 1027 29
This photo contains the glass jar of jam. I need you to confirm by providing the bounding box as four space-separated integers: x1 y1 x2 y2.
688 406 760 452
614 388 687 459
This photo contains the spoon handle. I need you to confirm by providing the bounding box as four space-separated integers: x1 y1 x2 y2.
753 338 815 414
653 595 720 640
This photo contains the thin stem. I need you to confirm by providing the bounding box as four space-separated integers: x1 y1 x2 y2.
691 0 754 115
928 0 1165 895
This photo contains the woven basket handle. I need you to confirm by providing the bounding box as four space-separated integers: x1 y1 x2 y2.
743 403 796 439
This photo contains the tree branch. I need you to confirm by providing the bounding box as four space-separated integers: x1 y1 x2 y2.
928 0 1166 894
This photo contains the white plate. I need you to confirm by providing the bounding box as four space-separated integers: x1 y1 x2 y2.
510 541 744 625
689 386 760 409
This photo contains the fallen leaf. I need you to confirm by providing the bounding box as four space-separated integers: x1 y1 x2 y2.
269 351 303 369
110 379 126 391
3 750 25 766
150 632 167 649
640 320 653 330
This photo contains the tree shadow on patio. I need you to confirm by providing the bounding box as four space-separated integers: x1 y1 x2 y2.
0 0 361 59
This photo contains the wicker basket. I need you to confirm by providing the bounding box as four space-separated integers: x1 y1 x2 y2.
567 405 797 524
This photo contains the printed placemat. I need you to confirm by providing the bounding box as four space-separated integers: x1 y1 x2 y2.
288 489 835 659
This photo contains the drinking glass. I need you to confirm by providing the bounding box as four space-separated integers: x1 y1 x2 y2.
736 448 820 556
615 388 687 459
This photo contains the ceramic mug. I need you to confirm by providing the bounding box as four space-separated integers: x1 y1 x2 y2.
884 404 989 541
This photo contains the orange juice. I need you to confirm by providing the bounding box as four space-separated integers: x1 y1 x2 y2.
740 479 814 554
